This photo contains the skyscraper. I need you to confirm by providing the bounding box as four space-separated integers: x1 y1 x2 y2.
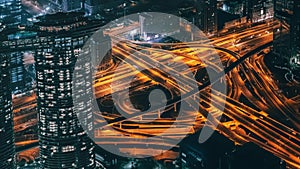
85 0 101 15
0 37 15 168
61 0 83 12
243 0 254 21
273 0 300 67
5 30 37 93
195 0 218 34
0 0 22 27
0 0 26 93
243 0 273 22
35 12 96 168
222 0 245 16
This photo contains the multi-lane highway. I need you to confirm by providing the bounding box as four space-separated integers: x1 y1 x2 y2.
12 20 299 168
92 21 300 168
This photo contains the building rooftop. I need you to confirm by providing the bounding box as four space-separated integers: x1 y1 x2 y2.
36 12 85 27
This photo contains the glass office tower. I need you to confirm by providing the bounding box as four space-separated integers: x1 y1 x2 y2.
0 39 15 168
195 0 218 34
35 12 95 168
0 0 21 27
273 0 300 67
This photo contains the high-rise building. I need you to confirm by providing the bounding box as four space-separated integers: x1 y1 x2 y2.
273 0 300 67
61 0 83 12
222 0 245 16
35 12 96 168
243 0 254 21
0 0 22 27
85 0 101 15
5 30 37 93
0 35 15 168
221 0 273 23
195 0 218 34
0 0 27 93
244 0 273 22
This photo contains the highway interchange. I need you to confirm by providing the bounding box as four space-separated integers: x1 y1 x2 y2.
13 20 300 168
93 20 300 167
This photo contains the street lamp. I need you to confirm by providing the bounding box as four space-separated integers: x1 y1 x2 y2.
123 3 127 18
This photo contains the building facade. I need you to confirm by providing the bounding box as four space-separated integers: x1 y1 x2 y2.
85 0 101 15
243 0 273 22
35 12 96 168
61 0 83 12
0 0 22 27
0 11 112 167
222 0 245 16
195 0 218 34
0 0 26 94
6 30 37 93
221 0 273 23
0 33 15 168
273 0 300 68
